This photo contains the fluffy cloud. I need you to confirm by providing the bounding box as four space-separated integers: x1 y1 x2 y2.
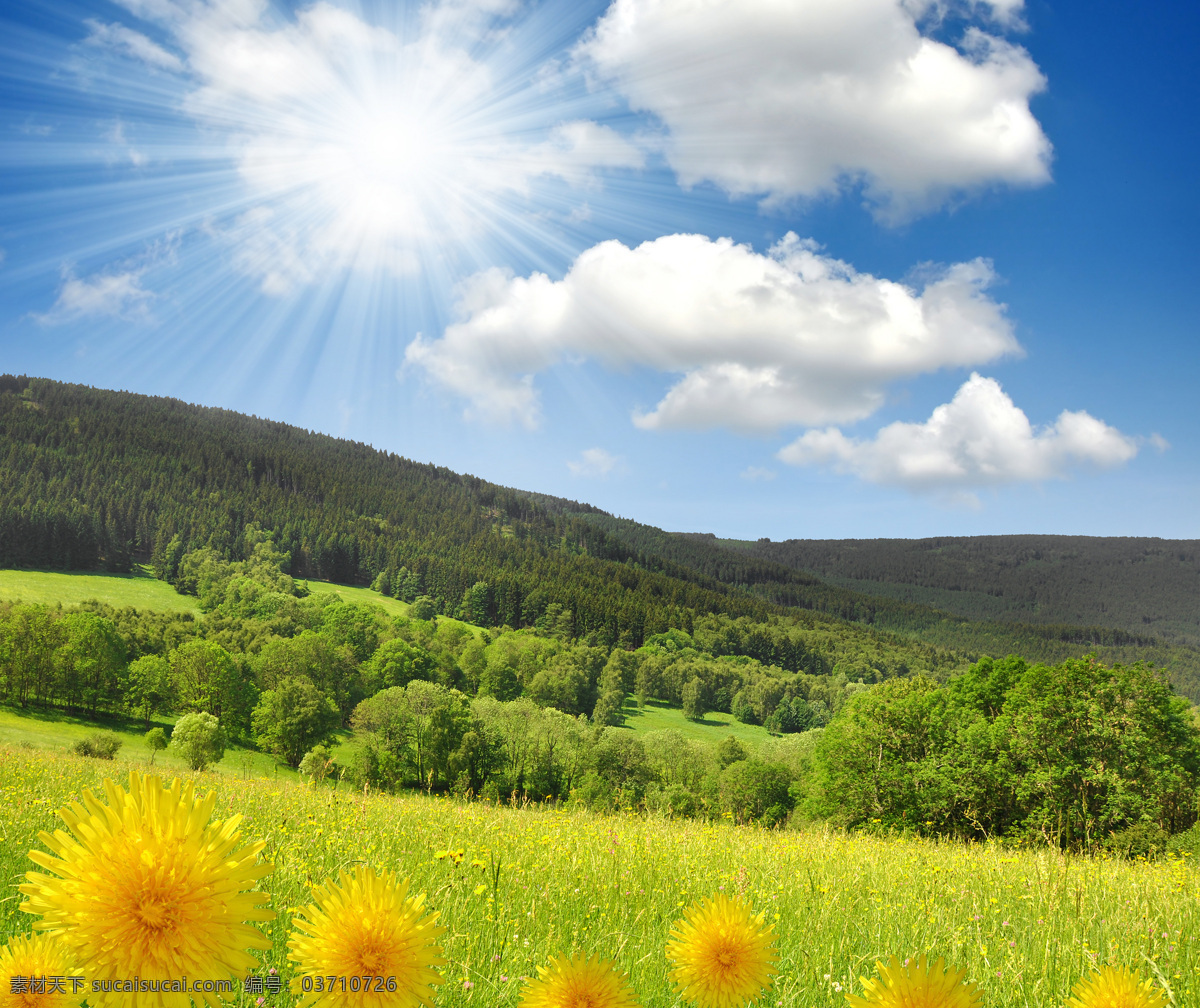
522 121 645 185
777 373 1139 496
577 0 1051 220
406 232 1020 430
567 447 622 478
85 19 184 71
34 267 154 324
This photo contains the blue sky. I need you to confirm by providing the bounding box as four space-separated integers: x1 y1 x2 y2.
1 0 1196 540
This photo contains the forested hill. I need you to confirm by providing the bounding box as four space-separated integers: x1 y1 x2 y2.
2 375 1199 699
719 536 1200 647
0 375 794 645
563 513 1200 699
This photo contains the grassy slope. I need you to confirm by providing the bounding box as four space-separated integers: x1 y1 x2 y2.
305 580 486 638
2 749 1197 1008
0 567 486 638
618 698 773 747
0 566 201 614
0 704 308 779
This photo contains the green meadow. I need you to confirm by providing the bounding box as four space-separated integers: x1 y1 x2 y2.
1 748 1196 1008
620 698 773 747
0 704 303 780
0 566 201 614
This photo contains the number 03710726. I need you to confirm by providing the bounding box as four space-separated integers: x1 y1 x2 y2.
300 976 399 993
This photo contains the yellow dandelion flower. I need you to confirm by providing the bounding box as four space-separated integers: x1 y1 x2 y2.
518 952 638 1008
845 955 983 1008
665 894 778 1008
1065 965 1168 1008
288 867 446 1008
0 932 78 1008
19 773 274 1008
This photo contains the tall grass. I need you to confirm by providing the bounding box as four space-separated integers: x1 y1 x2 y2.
2 748 1197 1007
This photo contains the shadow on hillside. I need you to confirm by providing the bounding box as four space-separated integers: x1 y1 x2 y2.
0 702 174 734
615 698 733 729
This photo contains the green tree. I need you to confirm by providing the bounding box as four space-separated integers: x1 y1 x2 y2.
0 604 63 707
299 744 337 782
320 602 383 665
721 759 793 825
811 675 952 829
254 631 361 723
144 727 168 764
459 581 492 625
362 638 436 693
682 678 706 721
479 652 521 701
716 735 748 769
54 612 126 714
170 640 250 728
351 681 472 789
74 731 123 760
252 677 341 768
410 596 437 621
123 654 173 728
168 712 227 771
998 657 1200 847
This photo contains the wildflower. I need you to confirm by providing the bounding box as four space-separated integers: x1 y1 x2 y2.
19 773 273 1008
665 894 778 1008
845 955 982 1008
0 932 78 1008
1065 965 1168 1008
288 866 446 1008
518 953 637 1008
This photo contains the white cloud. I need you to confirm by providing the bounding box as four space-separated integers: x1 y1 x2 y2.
34 267 154 324
85 19 184 71
777 373 1139 498
740 466 776 482
577 0 1050 220
406 232 1019 430
104 120 147 167
523 121 645 185
567 447 622 478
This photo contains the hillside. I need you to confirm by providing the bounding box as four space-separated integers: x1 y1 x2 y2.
0 375 776 646
2 374 1200 699
721 535 1200 646
568 514 1200 701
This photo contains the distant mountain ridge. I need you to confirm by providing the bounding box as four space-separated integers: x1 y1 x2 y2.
718 536 1200 647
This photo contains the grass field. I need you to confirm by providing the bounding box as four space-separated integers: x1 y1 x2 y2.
302 579 413 619
620 698 773 747
0 566 201 614
0 704 307 780
0 567 493 639
1 749 1196 1008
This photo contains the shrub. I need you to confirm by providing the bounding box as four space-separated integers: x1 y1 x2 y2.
73 731 123 760
168 712 227 771
299 744 337 781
